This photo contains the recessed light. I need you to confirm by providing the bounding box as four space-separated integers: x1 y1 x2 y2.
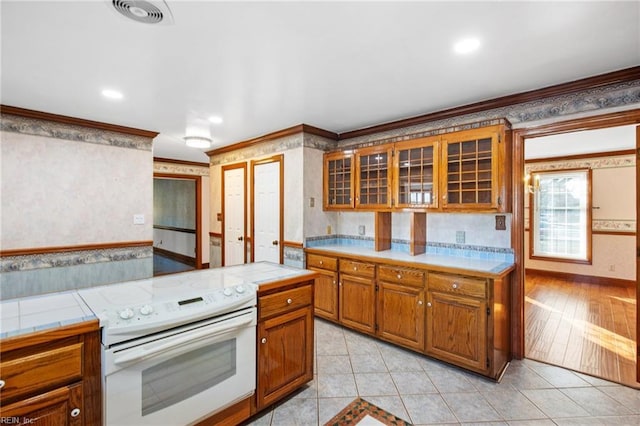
453 38 480 55
208 116 223 124
102 89 123 100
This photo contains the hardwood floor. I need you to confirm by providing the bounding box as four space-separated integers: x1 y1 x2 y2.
525 273 639 389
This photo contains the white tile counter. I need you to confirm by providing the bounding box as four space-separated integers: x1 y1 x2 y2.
0 291 96 339
306 245 514 277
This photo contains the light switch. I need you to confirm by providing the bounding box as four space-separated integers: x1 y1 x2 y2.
133 214 145 225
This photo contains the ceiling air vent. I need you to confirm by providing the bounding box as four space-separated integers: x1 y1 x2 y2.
111 0 174 25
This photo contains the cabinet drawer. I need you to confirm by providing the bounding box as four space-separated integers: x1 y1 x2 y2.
378 265 425 287
0 342 83 402
259 285 312 320
429 273 486 298
339 259 375 278
307 253 337 271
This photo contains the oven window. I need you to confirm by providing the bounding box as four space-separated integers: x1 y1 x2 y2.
141 338 236 416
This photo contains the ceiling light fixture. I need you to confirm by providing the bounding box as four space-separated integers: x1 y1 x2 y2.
102 89 123 100
208 116 223 125
183 136 212 149
453 37 480 54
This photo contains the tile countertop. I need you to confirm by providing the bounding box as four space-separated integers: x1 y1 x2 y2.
0 291 97 339
305 245 515 278
0 262 317 339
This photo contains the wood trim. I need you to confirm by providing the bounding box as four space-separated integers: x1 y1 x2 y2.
153 225 196 234
512 108 640 361
250 154 284 264
592 230 636 236
194 395 251 426
154 173 203 269
153 157 209 167
339 67 640 140
0 105 158 138
209 232 222 238
153 247 196 267
283 241 304 249
636 123 640 382
525 149 636 164
526 268 635 288
0 241 152 257
201 262 210 269
221 162 248 266
83 329 102 426
206 124 337 157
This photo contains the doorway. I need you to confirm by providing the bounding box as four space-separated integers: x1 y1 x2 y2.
153 174 202 275
513 112 640 387
251 155 284 264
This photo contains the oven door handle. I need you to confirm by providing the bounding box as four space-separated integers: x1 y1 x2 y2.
113 312 254 366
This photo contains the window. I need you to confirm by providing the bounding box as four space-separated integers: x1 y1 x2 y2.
529 168 592 263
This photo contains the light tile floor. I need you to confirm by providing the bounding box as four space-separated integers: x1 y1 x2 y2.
245 319 640 426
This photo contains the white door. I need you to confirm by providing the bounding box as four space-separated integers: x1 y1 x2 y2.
253 161 281 263
224 167 246 266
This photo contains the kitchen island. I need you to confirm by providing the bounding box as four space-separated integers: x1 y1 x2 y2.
305 245 513 380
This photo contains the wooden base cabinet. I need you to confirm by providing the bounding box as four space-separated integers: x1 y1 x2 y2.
0 321 101 426
314 269 339 321
338 259 376 334
256 281 314 411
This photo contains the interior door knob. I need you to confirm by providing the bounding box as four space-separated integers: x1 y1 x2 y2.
272 240 279 246
238 236 243 241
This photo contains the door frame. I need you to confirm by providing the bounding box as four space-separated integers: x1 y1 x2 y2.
221 162 247 266
153 173 202 269
250 154 284 263
511 109 640 382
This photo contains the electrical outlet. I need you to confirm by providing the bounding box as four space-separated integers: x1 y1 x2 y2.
326 225 332 235
608 264 616 272
456 231 465 244
133 214 145 225
495 215 506 230
358 225 365 236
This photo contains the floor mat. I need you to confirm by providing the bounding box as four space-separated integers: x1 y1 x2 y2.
323 397 412 426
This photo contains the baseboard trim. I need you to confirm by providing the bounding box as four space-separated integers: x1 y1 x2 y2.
525 268 635 288
154 247 196 267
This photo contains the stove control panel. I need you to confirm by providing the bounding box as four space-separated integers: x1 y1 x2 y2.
103 284 257 337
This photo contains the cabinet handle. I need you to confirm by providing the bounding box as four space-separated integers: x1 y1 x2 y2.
287 298 292 305
397 274 402 279
71 408 81 418
0 379 5 389
427 302 432 307
452 283 458 289
261 338 267 344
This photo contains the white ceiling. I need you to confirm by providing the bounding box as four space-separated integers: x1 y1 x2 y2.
2 1 639 163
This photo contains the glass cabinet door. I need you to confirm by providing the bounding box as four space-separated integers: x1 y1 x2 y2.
442 128 499 209
394 137 439 208
324 152 354 209
356 146 393 209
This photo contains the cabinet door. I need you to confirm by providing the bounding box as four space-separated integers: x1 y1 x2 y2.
0 383 83 426
377 281 425 351
426 291 488 373
324 152 354 209
339 274 376 334
256 307 313 410
355 146 393 209
441 127 501 210
313 269 339 321
393 137 439 209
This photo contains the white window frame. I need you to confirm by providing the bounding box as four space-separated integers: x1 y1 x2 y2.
529 168 592 264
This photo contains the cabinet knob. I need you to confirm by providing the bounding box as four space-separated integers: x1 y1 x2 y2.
0 379 5 389
353 266 357 271
427 302 432 307
287 298 292 305
452 283 458 289
418 300 423 305
332 280 336 285
442 194 447 199
261 337 267 344
319 260 323 265
71 408 81 418
339 282 342 286
397 274 402 279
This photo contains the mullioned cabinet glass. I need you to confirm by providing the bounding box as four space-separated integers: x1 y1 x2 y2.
355 146 393 209
323 151 354 210
393 136 440 209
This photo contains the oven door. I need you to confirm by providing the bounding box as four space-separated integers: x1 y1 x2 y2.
103 308 256 426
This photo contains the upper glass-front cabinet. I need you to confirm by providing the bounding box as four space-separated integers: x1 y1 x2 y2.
441 126 503 210
393 137 439 209
355 146 393 209
324 151 354 209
